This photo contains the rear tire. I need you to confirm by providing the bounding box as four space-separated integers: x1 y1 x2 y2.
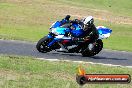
81 39 103 57
36 36 52 53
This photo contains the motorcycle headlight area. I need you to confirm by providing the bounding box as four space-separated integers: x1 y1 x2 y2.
51 28 59 35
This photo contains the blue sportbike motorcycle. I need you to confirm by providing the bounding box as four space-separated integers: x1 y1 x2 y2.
36 21 112 57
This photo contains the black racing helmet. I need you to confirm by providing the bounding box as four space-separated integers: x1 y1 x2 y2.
83 16 94 31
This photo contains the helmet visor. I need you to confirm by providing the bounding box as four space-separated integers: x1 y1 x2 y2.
83 24 89 31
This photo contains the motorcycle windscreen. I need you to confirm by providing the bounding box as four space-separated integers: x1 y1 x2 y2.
50 21 61 28
54 27 68 35
97 26 112 39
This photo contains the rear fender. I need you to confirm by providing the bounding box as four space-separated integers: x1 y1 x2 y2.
97 26 112 39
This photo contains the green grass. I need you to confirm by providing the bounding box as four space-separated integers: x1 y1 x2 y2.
0 54 132 88
0 24 48 42
0 0 132 51
56 0 132 16
0 1 54 41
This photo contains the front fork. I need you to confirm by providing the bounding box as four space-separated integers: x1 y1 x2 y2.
47 33 62 47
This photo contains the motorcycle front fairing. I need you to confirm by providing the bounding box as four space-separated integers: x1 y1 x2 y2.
47 21 71 47
50 21 62 29
49 21 71 35
47 21 62 39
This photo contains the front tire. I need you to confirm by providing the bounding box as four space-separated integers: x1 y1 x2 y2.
81 39 103 57
36 36 52 53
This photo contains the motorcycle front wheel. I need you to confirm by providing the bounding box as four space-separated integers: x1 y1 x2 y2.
36 36 52 53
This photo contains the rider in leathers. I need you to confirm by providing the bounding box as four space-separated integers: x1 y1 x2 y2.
59 15 99 51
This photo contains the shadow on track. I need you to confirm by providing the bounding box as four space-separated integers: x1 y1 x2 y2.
44 52 127 61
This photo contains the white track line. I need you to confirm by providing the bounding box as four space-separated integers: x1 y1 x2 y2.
36 58 132 68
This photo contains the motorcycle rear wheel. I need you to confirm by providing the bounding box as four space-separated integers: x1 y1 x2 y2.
81 39 103 57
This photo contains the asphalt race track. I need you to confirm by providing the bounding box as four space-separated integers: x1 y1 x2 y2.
0 40 132 66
